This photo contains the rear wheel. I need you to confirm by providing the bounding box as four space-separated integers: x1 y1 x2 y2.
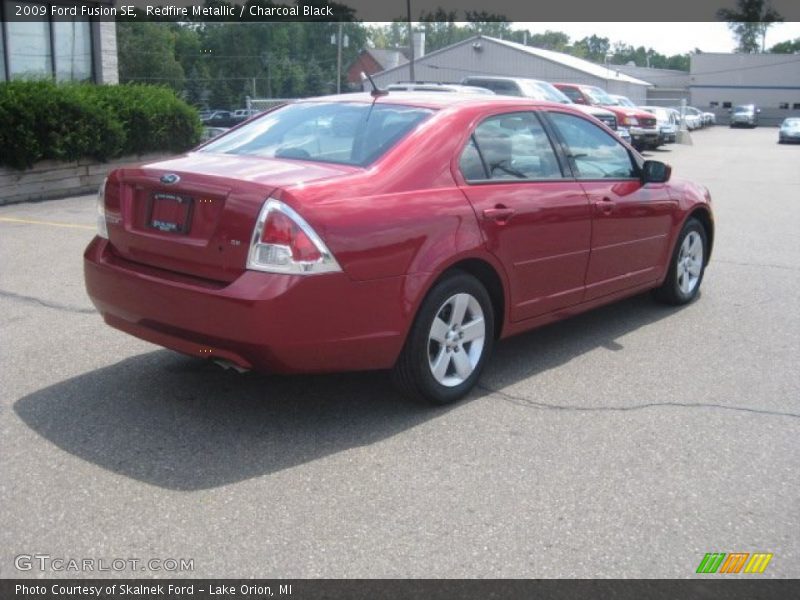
393 271 495 405
653 219 707 305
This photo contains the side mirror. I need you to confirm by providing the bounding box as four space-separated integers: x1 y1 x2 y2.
642 160 671 184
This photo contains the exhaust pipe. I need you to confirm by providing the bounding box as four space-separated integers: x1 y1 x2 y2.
214 358 250 374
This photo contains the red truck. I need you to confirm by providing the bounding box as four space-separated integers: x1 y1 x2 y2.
553 83 661 150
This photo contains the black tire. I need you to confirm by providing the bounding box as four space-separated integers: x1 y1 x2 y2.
393 271 495 405
653 218 708 306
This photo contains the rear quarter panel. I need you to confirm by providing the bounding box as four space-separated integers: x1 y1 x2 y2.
280 107 489 283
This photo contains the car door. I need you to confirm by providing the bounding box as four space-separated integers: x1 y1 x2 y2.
545 110 676 301
457 110 592 322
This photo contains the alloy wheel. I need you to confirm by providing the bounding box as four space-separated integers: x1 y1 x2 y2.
427 293 486 387
677 231 703 295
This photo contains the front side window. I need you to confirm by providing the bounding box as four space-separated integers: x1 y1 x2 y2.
459 112 563 182
200 102 433 167
548 112 638 179
559 87 584 103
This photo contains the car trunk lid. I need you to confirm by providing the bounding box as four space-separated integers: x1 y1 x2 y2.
104 153 359 283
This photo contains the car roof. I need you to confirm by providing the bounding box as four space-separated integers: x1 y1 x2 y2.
386 83 494 94
294 92 567 111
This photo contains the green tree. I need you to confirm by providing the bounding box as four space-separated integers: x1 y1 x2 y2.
464 13 511 38
419 10 473 52
717 0 783 53
572 35 611 62
117 22 185 90
770 37 800 53
527 30 571 52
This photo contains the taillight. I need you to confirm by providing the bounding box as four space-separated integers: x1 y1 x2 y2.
247 198 341 274
96 177 108 239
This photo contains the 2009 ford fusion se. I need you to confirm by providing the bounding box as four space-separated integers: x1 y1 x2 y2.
84 92 713 405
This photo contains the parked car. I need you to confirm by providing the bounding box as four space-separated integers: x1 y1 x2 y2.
202 110 239 128
685 107 707 129
671 107 702 130
85 93 714 405
461 76 631 143
639 105 679 144
553 83 661 150
701 111 716 126
778 117 800 143
387 82 494 95
233 108 261 121
729 104 760 128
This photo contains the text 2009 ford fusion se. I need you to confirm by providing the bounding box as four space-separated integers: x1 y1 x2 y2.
84 92 713 404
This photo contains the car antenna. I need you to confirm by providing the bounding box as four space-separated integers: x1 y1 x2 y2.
361 71 388 98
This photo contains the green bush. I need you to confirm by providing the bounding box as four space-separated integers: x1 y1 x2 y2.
0 80 202 170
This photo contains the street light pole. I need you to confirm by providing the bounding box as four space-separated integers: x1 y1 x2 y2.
336 21 343 94
407 0 415 82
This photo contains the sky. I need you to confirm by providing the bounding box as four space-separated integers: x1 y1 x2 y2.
510 22 800 56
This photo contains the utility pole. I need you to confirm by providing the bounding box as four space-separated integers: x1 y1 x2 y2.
336 21 343 94
407 0 415 82
260 51 272 98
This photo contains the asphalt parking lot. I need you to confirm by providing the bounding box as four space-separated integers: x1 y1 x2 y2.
1 126 798 579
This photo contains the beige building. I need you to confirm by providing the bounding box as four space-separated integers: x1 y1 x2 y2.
690 52 800 123
371 35 653 105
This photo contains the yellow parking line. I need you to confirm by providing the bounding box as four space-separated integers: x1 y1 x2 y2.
0 216 95 230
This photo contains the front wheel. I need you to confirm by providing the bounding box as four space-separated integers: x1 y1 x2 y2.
393 271 495 405
653 219 708 305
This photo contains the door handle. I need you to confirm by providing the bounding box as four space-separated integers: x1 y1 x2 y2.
483 205 516 223
594 197 615 215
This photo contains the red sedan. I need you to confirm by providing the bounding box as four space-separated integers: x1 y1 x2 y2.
84 93 713 404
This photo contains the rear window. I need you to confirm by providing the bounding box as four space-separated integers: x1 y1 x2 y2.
199 101 434 166
465 79 522 96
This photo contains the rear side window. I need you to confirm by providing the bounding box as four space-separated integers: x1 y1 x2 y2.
559 87 584 103
548 112 637 179
200 101 433 166
459 112 563 182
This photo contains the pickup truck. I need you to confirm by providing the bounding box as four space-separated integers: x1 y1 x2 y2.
553 83 661 150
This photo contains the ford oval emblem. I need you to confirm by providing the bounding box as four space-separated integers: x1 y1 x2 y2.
160 173 180 185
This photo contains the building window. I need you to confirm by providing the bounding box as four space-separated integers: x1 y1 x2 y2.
5 6 52 78
779 102 789 109
2 2 94 82
54 20 92 81
722 101 732 109
794 103 800 110
709 101 719 107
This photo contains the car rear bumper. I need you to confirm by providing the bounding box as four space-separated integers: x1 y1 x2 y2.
84 237 412 373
